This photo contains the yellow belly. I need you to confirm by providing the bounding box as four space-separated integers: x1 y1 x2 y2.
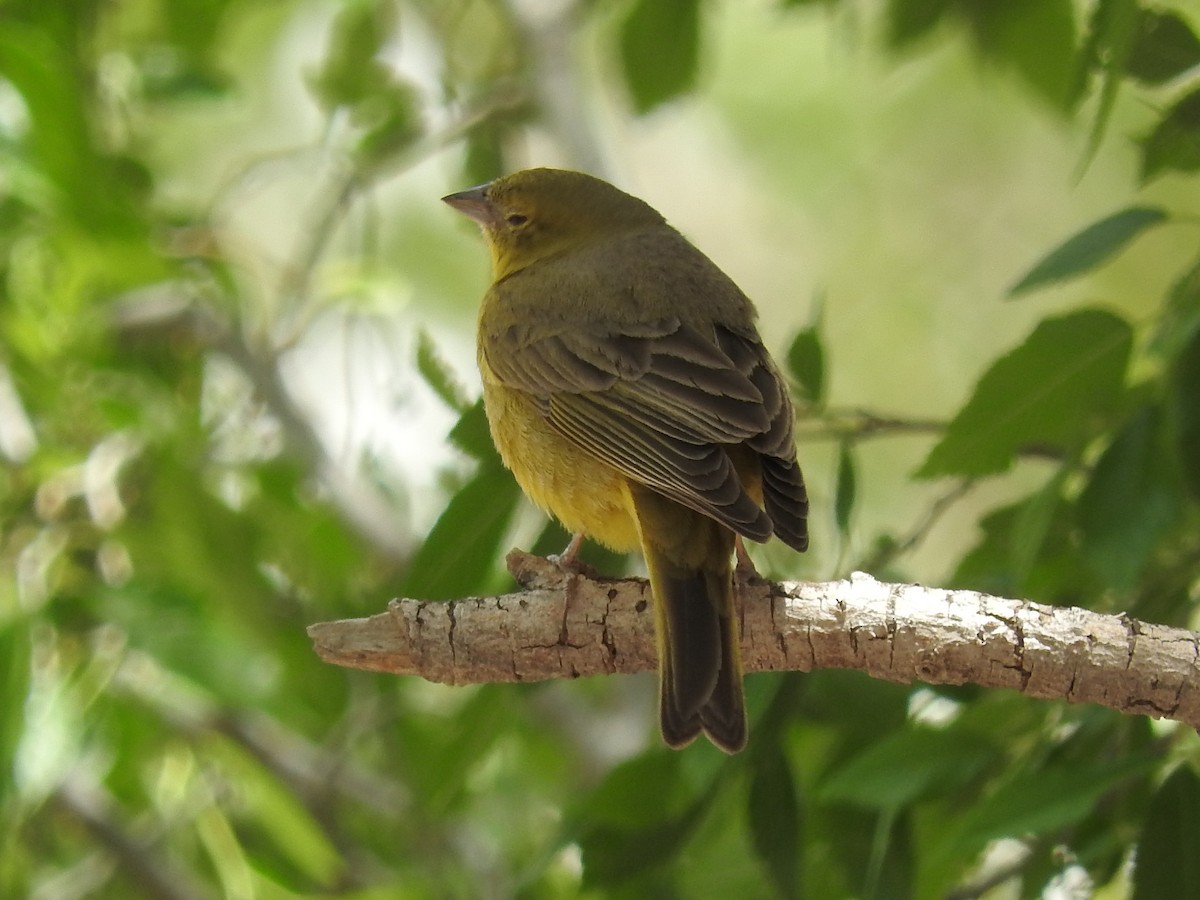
482 380 641 552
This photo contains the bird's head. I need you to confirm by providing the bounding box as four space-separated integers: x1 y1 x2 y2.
443 168 664 281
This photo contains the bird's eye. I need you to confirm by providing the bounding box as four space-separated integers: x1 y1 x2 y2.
506 213 529 227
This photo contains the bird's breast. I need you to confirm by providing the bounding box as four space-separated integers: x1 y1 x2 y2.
479 377 641 553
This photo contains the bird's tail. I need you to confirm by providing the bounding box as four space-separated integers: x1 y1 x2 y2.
630 488 746 753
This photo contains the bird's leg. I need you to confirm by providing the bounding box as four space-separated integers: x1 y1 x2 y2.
732 536 763 619
549 531 587 572
734 535 761 583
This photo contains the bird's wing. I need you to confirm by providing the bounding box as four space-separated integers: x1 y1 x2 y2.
714 322 810 552
483 316 798 543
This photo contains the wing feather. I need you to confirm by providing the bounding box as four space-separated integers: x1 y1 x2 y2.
548 394 773 539
481 305 806 546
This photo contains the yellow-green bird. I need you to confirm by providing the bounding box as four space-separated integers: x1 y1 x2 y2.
443 168 808 752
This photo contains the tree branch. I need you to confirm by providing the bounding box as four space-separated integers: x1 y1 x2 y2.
308 550 1200 730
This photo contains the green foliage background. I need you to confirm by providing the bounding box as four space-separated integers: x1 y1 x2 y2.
2 0 1200 897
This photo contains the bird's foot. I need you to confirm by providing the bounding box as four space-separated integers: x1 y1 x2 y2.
507 533 597 589
548 532 598 578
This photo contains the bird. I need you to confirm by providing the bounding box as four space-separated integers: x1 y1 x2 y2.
443 167 808 752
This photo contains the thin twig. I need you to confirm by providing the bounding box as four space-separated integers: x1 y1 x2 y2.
794 408 947 443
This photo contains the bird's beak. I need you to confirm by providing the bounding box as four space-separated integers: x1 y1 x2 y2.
442 184 496 227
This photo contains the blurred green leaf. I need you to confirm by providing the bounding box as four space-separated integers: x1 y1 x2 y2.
152 0 234 97
1127 9 1200 85
353 80 423 167
394 685 519 814
400 459 520 600
818 804 915 899
672 773 782 900
820 727 997 809
1132 766 1200 900
1076 404 1183 589
577 752 709 886
1151 255 1200 358
251 459 371 594
1169 323 1200 500
885 0 952 47
786 319 825 407
1073 0 1139 169
917 309 1132 478
448 400 497 462
795 670 910 741
581 752 695 830
122 447 279 625
215 741 344 890
619 0 701 113
947 755 1153 857
748 747 802 900
580 816 699 888
952 494 1099 602
963 0 1078 111
464 123 509 187
416 329 470 413
0 24 143 234
1142 89 1200 181
308 1 395 111
140 62 231 101
0 624 30 809
1008 207 1168 297
834 442 856 537
164 0 235 60
1010 466 1067 584
306 1 420 168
